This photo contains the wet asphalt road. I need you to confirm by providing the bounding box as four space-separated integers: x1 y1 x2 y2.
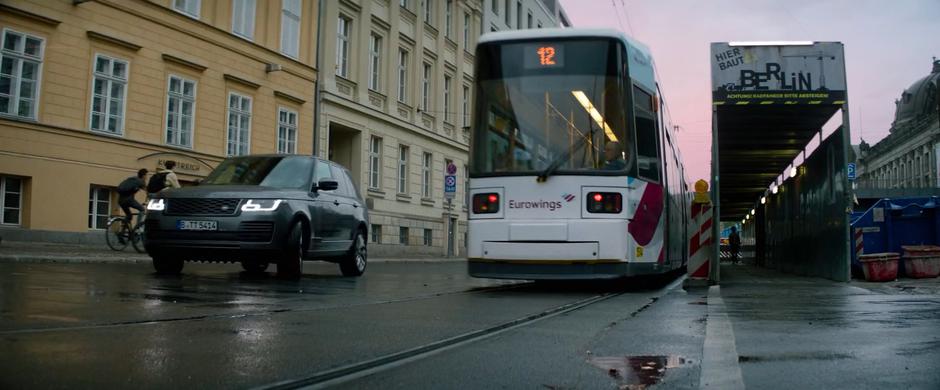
0 261 696 389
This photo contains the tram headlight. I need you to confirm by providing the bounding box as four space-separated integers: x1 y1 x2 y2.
472 193 500 214
586 192 622 214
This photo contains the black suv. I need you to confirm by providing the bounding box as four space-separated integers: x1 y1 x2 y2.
144 155 368 279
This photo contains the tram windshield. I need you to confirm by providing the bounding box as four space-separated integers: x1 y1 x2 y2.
471 38 633 177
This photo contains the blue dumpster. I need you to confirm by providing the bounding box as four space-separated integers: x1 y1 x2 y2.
851 197 940 278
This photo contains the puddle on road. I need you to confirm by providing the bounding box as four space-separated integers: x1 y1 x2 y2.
588 355 695 389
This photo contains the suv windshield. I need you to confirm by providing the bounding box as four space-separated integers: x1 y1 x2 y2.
471 38 632 177
202 156 313 189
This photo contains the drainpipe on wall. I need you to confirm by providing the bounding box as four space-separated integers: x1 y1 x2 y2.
311 0 324 157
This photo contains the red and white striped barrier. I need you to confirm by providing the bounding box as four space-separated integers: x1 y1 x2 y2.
854 228 864 259
688 203 713 279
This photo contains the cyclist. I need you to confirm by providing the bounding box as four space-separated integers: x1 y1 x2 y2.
147 160 181 197
117 169 148 229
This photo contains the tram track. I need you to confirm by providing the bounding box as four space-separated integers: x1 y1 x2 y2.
0 282 528 335
259 292 622 390
259 273 686 390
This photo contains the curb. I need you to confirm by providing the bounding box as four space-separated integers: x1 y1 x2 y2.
0 254 467 265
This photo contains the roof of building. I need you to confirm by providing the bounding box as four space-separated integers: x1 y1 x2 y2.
892 59 940 129
861 59 940 160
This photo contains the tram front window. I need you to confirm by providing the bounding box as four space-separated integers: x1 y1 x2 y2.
471 39 633 177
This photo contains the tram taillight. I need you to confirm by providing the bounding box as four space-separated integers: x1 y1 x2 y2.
473 193 500 214
587 192 622 214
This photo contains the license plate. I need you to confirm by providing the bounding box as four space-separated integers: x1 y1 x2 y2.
177 220 218 231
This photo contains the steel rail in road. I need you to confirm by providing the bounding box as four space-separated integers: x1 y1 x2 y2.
0 282 528 335
259 274 687 390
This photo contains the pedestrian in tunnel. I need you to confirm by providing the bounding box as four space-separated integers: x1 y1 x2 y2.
729 226 741 265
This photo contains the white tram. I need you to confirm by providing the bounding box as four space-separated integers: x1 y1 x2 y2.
467 29 690 280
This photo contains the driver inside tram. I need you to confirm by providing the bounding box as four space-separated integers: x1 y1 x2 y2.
602 141 627 170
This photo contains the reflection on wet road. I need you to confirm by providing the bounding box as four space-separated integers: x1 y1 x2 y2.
0 262 687 389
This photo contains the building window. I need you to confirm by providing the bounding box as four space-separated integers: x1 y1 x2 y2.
422 152 432 198
423 0 433 25
336 16 351 78
1 176 22 225
231 0 256 39
527 11 532 28
173 0 201 18
371 224 381 243
537 21 542 29
89 55 128 135
0 29 44 120
368 34 382 91
445 1 453 38
397 49 408 103
463 12 470 48
516 2 522 29
398 145 409 194
277 107 297 154
491 0 498 14
504 0 511 26
369 136 382 189
280 0 301 58
399 226 409 245
462 85 470 126
399 0 407 8
423 228 432 246
443 75 452 123
226 92 252 156
421 62 431 111
88 186 111 230
165 75 196 148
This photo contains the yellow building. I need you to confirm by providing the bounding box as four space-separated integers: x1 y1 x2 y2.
0 0 319 243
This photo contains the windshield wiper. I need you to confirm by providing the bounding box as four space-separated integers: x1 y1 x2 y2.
536 127 595 183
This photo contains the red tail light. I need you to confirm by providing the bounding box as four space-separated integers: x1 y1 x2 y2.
587 192 622 213
473 193 500 214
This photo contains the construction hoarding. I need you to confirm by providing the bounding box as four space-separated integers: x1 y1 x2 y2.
711 42 846 105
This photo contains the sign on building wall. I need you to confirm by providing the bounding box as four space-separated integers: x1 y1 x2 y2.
711 42 846 105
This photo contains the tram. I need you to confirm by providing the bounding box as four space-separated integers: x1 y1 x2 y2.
467 28 689 280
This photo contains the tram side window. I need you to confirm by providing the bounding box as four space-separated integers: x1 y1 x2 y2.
634 86 660 182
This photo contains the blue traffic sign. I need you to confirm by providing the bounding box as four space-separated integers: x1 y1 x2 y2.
847 162 856 181
444 175 456 198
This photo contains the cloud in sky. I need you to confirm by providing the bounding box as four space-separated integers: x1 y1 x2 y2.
560 0 940 182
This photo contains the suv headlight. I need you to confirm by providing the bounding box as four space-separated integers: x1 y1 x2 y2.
147 199 165 211
241 199 283 212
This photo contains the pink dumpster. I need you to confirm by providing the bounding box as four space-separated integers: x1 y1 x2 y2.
900 246 940 279
858 253 899 282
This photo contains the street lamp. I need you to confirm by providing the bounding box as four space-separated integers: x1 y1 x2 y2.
760 196 766 204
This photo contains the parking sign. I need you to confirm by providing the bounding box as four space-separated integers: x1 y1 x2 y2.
847 163 856 181
444 175 456 199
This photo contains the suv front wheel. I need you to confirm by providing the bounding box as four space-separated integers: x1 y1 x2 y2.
339 231 367 277
153 253 184 275
278 221 304 280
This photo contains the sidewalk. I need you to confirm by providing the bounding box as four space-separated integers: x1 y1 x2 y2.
704 262 940 389
0 240 464 264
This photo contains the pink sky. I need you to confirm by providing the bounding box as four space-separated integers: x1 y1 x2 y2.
560 0 940 183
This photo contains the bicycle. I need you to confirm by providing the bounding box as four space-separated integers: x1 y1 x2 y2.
106 213 146 253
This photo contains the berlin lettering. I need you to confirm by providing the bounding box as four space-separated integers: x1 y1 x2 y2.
738 63 812 91
509 199 563 211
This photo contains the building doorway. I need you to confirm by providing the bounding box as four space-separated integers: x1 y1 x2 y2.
328 122 362 183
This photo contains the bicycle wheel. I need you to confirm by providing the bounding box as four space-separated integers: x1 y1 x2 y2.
105 217 129 251
131 223 146 254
